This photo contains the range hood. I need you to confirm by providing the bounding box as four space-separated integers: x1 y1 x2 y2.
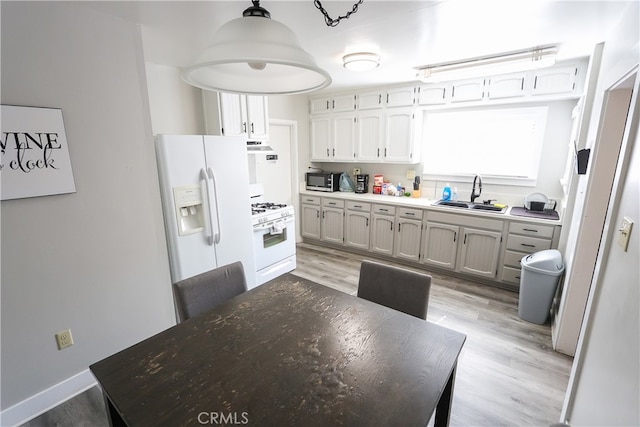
247 140 275 155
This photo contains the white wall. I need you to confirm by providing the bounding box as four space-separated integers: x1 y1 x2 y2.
1 1 175 414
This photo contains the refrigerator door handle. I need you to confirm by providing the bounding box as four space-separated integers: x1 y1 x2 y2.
206 167 222 244
200 168 217 246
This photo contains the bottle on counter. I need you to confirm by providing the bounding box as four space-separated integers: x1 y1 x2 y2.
442 183 452 201
452 187 458 201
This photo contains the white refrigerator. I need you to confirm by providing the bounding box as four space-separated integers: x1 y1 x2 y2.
155 134 257 289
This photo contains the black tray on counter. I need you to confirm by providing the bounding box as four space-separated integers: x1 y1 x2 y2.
510 206 559 220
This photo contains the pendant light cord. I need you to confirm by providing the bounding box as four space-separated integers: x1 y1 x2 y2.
313 0 365 27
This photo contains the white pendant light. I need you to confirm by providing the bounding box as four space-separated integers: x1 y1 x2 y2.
182 1 331 95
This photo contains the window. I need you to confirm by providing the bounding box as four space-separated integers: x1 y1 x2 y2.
421 106 548 185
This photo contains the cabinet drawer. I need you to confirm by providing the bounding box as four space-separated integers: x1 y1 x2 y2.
507 234 552 252
323 198 344 208
504 250 527 268
373 204 396 215
301 195 321 205
501 266 522 285
346 201 371 211
509 222 554 239
397 207 422 219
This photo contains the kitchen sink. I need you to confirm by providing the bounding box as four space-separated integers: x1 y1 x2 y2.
433 200 507 213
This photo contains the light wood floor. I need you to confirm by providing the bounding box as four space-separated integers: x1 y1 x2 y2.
22 242 573 427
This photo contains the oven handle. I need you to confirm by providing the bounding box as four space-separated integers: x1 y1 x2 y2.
207 167 222 244
254 216 295 231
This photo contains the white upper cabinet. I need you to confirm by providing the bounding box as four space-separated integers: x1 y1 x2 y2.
385 86 415 107
332 113 357 161
203 91 269 140
309 94 356 114
532 65 578 95
358 91 385 110
384 107 419 163
451 78 486 102
487 73 526 99
417 84 448 105
356 110 385 161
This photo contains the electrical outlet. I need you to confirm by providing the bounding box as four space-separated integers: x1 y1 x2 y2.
406 170 416 180
55 329 74 350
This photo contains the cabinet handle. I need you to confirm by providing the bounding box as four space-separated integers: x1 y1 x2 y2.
464 234 467 244
317 211 319 218
405 212 415 216
521 243 536 248
515 276 521 280
384 148 387 157
523 228 538 233
398 223 401 232
453 231 457 242
380 208 388 212
378 94 382 104
332 100 335 109
377 148 380 157
242 122 247 133
386 93 389 104
328 202 336 205
322 211 325 219
366 218 369 226
390 222 393 231
326 148 330 157
251 122 255 133
326 100 330 110
332 148 335 156
354 205 362 208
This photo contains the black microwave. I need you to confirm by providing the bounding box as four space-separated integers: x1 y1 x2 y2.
306 172 342 192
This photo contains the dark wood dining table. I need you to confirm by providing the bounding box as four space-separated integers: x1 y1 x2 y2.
90 273 466 427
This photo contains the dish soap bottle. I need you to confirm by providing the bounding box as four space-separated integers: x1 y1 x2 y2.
442 183 452 201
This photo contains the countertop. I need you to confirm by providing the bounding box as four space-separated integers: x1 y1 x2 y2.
300 189 563 226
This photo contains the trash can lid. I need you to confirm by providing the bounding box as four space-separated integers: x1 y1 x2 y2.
521 249 564 274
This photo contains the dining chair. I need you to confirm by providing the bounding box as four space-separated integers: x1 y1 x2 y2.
172 261 247 322
357 260 432 320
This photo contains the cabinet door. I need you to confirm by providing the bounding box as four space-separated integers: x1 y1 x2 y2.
395 218 422 261
345 211 370 250
371 214 394 255
487 73 526 99
301 204 321 239
310 97 331 114
246 95 269 140
219 92 247 136
310 115 331 161
384 107 415 162
451 78 485 102
358 91 384 109
385 87 415 107
422 222 459 270
459 228 502 278
321 207 344 244
417 84 448 105
332 94 356 112
332 113 357 161
532 66 577 95
356 110 384 161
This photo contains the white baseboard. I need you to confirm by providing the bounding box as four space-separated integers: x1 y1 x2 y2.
0 369 97 427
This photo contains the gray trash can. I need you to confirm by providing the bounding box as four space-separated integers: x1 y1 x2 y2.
518 249 564 324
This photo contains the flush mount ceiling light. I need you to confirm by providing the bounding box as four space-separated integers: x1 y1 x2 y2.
182 0 365 95
343 52 381 71
416 46 558 83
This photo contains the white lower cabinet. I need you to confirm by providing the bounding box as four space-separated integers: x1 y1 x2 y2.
421 211 503 280
394 208 423 262
321 199 345 244
422 222 459 270
301 196 321 240
458 228 502 278
345 202 371 250
371 205 396 256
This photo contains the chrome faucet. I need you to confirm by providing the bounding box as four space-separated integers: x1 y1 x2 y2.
470 174 482 203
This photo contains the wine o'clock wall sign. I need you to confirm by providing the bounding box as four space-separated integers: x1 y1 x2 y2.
1 105 77 201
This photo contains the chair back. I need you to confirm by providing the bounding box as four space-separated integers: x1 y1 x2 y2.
357 260 432 320
173 261 247 322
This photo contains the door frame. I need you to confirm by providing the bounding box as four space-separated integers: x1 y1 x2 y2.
269 118 300 240
561 66 639 421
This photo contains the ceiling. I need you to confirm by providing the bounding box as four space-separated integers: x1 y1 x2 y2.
89 0 632 93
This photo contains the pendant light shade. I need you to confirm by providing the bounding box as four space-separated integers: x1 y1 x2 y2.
182 3 331 95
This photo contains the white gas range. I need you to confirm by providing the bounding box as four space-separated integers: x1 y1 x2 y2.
250 197 296 286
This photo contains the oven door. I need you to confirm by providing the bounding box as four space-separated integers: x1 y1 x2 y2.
253 216 296 271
